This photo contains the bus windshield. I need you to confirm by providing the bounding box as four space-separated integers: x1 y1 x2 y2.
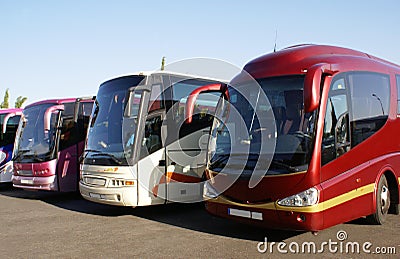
209 75 316 175
13 104 59 163
85 76 145 166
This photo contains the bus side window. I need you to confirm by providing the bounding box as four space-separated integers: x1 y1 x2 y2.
148 84 164 113
321 77 350 165
2 115 20 146
78 102 94 141
60 103 77 150
348 72 390 147
139 115 163 159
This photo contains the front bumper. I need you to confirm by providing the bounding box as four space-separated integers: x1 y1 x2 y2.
205 195 323 231
12 175 58 191
79 181 137 206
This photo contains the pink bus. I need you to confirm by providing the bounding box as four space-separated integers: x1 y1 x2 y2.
0 108 22 183
12 98 94 192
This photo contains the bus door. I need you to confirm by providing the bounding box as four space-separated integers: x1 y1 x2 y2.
57 103 80 192
165 80 222 203
135 80 167 206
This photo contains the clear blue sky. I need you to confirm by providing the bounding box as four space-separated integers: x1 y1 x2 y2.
1 0 399 105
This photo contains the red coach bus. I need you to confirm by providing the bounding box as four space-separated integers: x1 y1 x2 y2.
201 45 400 231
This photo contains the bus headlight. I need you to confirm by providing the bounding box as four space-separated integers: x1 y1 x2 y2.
203 181 219 199
277 187 319 207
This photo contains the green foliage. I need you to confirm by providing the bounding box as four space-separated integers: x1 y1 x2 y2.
161 56 165 71
0 89 28 108
15 96 28 108
0 88 10 108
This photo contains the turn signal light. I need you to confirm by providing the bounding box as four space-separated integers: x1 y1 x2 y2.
125 181 134 186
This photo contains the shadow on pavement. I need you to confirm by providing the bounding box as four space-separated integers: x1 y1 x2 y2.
0 186 133 216
129 202 302 241
0 185 301 241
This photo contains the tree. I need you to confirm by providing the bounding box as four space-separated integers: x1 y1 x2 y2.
161 56 166 71
15 96 28 108
0 89 28 108
0 88 10 108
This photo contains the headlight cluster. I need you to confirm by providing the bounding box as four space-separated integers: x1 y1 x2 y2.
277 187 319 207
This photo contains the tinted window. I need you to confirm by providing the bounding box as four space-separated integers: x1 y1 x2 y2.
0 114 20 146
348 72 390 147
78 101 93 141
139 114 163 159
14 103 58 162
85 75 145 166
171 78 220 139
59 103 77 150
322 76 350 165
148 84 164 113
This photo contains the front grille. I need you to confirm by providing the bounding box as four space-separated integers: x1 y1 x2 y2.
83 177 106 186
17 170 33 176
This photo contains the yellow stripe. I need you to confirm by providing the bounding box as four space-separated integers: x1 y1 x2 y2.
210 170 307 178
210 196 276 210
263 170 307 177
398 177 400 185
210 183 375 213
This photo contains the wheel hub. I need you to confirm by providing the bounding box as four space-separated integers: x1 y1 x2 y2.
381 185 390 214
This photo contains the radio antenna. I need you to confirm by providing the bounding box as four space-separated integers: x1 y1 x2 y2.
273 30 278 52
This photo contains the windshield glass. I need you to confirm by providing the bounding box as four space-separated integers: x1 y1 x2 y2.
84 75 145 166
209 75 316 175
14 104 59 163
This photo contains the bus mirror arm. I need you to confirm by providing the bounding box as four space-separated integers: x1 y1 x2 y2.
185 83 229 124
2 111 23 133
304 63 337 113
44 105 65 132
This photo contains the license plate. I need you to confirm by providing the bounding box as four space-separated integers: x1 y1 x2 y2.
228 208 263 220
89 193 101 199
21 179 34 185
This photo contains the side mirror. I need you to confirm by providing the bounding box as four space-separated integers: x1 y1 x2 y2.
2 111 22 133
185 83 229 124
44 105 64 132
304 63 336 113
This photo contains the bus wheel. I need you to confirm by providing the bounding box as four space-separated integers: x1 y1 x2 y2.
367 175 390 225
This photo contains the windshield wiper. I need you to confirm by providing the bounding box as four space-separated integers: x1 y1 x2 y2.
13 149 30 160
270 160 297 173
246 154 298 173
86 150 123 165
33 154 45 162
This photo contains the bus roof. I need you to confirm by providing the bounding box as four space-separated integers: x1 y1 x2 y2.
25 97 93 109
99 70 228 87
0 108 22 115
241 44 400 80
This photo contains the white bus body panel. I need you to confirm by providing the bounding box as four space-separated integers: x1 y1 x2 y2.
136 148 165 206
0 160 13 183
164 129 209 203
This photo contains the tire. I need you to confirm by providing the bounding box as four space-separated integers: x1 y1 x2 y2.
367 175 390 225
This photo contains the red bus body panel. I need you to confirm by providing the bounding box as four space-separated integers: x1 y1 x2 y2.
205 45 400 231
